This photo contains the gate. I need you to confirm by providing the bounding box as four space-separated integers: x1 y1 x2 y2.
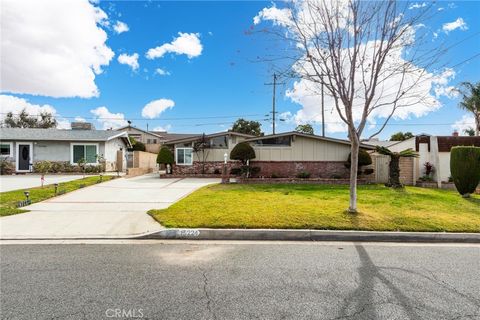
126 151 134 169
374 154 390 184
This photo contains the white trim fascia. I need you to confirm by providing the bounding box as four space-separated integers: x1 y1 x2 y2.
176 147 193 166
0 141 14 157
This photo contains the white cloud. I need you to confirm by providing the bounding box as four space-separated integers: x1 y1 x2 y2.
1 0 114 98
0 94 72 129
408 2 427 10
113 20 129 34
253 5 292 26
146 32 203 59
117 53 139 71
155 68 171 76
452 115 476 135
90 106 128 129
141 99 175 119
153 124 172 132
74 117 86 122
442 18 468 33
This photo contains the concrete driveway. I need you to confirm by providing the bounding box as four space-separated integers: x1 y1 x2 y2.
0 175 85 192
0 174 220 239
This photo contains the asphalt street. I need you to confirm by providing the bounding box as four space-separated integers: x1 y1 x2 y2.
1 240 479 320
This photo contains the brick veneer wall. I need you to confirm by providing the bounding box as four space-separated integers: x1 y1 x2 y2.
249 161 349 178
399 157 414 185
173 161 234 175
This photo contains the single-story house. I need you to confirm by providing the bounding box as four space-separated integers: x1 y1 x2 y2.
163 131 375 178
366 133 480 186
115 125 197 154
0 127 131 173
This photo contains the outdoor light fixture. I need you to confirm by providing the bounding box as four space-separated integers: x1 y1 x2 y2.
224 153 228 164
24 191 30 201
54 183 59 195
100 173 103 182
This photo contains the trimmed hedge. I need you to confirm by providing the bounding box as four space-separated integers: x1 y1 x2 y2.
346 149 372 168
157 146 174 164
450 146 480 196
230 142 255 164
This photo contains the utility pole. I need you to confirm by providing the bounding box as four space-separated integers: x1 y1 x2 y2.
265 73 285 135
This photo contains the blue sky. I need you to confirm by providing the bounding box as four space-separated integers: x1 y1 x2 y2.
1 0 479 139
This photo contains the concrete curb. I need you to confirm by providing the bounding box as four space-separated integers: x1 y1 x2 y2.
137 228 480 243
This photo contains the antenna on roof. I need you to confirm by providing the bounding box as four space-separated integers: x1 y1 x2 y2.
127 120 132 127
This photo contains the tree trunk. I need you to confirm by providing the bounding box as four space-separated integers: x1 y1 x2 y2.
348 138 360 213
475 109 480 136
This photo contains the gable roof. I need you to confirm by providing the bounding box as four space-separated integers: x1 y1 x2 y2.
115 126 164 139
0 128 130 142
150 132 199 141
243 131 376 149
163 131 256 144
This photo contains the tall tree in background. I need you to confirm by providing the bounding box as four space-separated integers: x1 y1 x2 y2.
456 82 480 136
231 118 263 136
2 109 57 128
258 0 443 213
390 132 414 141
295 124 314 135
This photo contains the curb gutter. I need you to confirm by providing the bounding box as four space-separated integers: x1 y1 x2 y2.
137 228 480 243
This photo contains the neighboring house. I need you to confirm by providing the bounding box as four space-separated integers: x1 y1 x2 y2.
0 127 131 173
367 133 480 186
115 126 164 153
164 131 375 178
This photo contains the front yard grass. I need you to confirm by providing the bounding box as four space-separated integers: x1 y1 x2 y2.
0 175 115 217
148 184 480 232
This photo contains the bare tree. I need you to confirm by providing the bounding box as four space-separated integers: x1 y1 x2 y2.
193 133 211 174
256 0 443 212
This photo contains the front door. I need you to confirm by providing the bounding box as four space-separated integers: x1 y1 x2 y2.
17 143 32 171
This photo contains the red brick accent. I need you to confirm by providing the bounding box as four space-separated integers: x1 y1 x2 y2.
173 161 234 175
250 161 349 179
238 177 367 185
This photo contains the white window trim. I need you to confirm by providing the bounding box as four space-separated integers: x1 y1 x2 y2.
70 143 100 165
0 142 13 157
15 142 33 172
176 147 193 166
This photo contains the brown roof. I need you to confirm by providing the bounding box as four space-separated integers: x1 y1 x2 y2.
415 136 480 152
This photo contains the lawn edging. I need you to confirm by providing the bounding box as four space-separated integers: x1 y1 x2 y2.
137 228 480 243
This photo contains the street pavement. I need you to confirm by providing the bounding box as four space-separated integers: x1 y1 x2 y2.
1 240 479 320
0 175 220 239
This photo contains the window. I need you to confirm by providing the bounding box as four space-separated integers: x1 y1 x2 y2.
209 135 228 148
71 144 98 164
0 143 12 157
254 136 291 146
176 148 193 165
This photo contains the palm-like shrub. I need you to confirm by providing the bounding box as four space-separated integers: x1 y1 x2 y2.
450 146 480 197
376 146 418 188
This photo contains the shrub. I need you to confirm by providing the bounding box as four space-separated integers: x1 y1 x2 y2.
363 168 374 175
271 173 280 178
331 174 342 179
230 142 255 165
296 171 311 179
33 161 52 175
450 146 480 197
424 162 435 176
239 165 260 177
230 167 242 175
132 141 146 152
157 146 174 165
213 168 221 175
346 149 372 168
0 159 14 175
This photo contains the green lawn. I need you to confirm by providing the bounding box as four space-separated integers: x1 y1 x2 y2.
0 175 115 217
148 184 480 232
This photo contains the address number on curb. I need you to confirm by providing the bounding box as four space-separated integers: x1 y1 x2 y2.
177 229 200 237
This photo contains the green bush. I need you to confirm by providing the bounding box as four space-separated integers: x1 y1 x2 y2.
363 168 374 175
33 161 52 174
0 159 14 175
157 146 174 164
346 149 373 168
230 142 255 164
230 167 242 175
132 141 146 152
296 171 311 179
450 146 480 197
